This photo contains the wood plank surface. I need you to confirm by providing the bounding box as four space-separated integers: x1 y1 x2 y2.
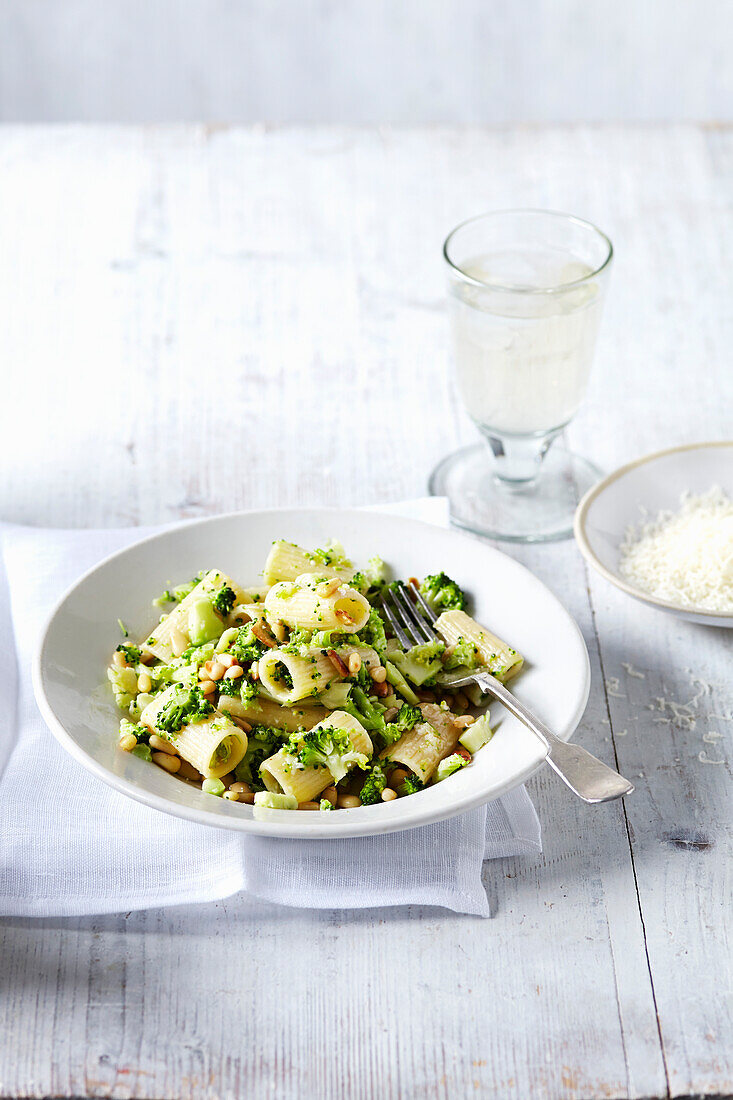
0 124 730 1099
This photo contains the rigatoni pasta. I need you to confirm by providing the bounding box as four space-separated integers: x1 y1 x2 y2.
264 574 370 632
435 609 523 682
263 540 355 586
139 685 248 779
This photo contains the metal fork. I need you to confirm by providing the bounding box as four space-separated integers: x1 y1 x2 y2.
380 582 633 804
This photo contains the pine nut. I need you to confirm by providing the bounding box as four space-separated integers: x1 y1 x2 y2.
417 689 436 703
370 665 387 683
220 773 235 787
224 665 243 680
319 578 342 597
170 627 188 657
383 707 399 722
234 718 252 733
298 801 321 810
381 788 398 802
199 666 213 681
229 781 251 795
390 767 409 788
149 734 178 756
347 652 362 675
178 760 202 781
224 790 239 801
209 661 226 681
453 714 476 729
250 661 259 680
153 752 181 774
137 671 152 693
374 680 389 698
118 733 137 752
453 691 468 711
407 576 420 588
112 650 128 668
239 791 255 804
442 644 456 664
218 654 237 669
200 679 216 695
337 794 361 809
322 785 337 807
273 620 287 642
335 608 355 626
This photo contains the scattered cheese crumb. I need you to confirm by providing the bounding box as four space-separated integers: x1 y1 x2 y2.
619 487 733 611
698 750 725 765
621 662 646 679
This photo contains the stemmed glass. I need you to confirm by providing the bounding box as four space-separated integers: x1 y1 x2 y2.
430 210 613 542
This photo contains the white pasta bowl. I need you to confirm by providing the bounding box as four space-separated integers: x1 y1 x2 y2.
34 508 590 838
574 441 733 628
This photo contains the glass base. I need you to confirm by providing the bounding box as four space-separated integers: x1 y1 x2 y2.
429 443 602 543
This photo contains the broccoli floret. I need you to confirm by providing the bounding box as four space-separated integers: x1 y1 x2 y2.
359 764 387 805
310 541 352 570
398 774 424 797
319 798 334 812
231 622 267 663
361 607 388 655
240 678 259 705
120 718 150 745
248 724 289 746
393 704 421 732
172 575 203 602
284 725 369 784
115 644 142 665
212 585 237 617
419 572 467 613
442 636 481 671
351 556 388 596
379 703 421 746
155 686 214 735
152 589 175 608
216 676 240 697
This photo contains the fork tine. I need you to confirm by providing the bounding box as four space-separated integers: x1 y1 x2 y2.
379 593 413 649
383 588 423 647
392 583 436 644
409 581 438 625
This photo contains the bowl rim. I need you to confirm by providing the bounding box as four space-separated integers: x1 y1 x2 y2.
574 440 733 620
33 505 591 838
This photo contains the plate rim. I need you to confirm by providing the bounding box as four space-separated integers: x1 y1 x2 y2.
33 506 591 838
574 439 733 621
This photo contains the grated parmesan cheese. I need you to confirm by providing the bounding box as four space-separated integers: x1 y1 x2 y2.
619 487 733 612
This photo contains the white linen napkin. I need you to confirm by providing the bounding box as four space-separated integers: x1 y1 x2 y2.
0 499 541 919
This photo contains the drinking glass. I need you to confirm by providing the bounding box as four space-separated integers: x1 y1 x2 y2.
430 209 613 541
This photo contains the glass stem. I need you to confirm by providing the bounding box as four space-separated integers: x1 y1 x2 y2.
480 428 561 487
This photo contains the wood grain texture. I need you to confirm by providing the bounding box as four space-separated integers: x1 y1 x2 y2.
0 124 731 1100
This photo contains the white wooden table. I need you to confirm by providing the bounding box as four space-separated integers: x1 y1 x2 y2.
0 124 731 1100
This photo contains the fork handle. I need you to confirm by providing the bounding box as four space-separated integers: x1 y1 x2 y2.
475 673 634 804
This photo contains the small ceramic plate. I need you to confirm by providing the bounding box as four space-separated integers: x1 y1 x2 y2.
34 508 590 837
574 441 733 628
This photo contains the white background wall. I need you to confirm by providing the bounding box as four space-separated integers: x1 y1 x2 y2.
0 0 730 123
